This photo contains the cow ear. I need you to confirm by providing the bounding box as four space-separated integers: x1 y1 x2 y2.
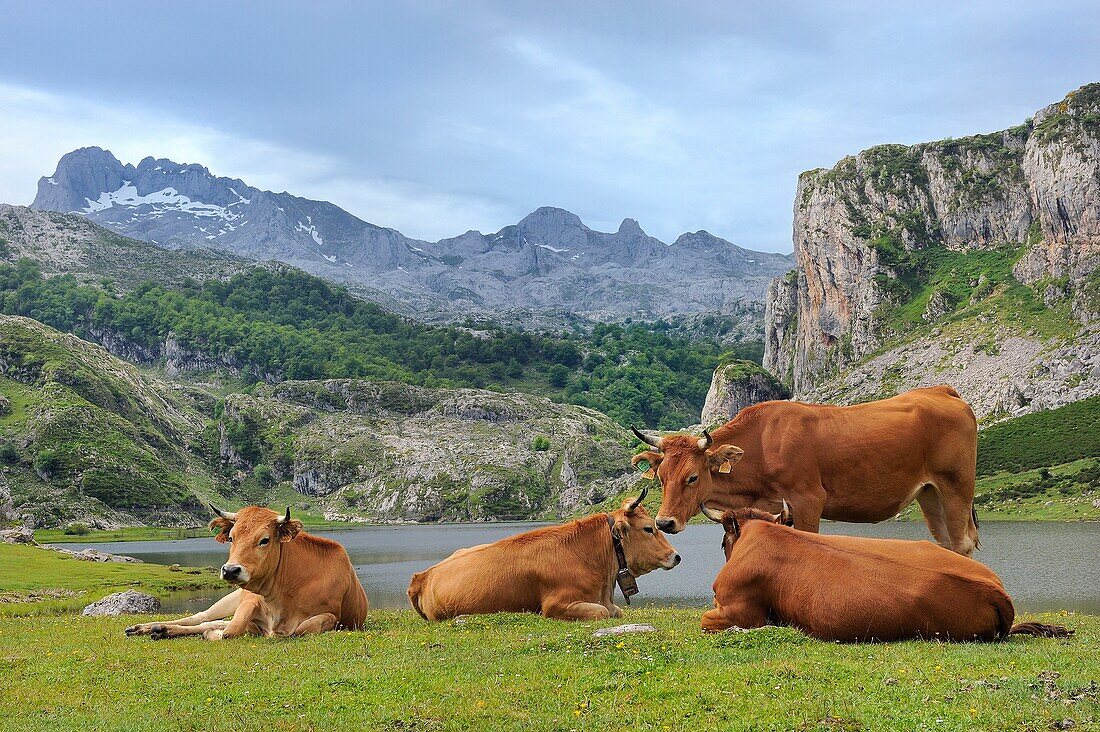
277 518 303 543
631 451 662 478
706 444 744 473
611 519 629 540
209 517 233 543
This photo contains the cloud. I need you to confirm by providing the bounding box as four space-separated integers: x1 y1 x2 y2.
0 81 514 241
500 36 685 163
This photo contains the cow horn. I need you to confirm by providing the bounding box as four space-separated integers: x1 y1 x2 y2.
700 502 724 523
631 427 662 449
277 506 291 524
209 504 237 521
627 484 649 513
697 429 713 451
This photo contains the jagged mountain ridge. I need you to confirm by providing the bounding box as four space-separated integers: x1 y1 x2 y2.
764 83 1100 421
32 148 792 324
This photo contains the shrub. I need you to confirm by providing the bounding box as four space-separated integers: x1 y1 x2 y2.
531 436 551 452
62 522 90 536
978 397 1100 475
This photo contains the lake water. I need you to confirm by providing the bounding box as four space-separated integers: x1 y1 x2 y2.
68 520 1100 615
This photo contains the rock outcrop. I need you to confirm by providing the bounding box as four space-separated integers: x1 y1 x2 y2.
81 590 160 616
765 83 1100 419
213 379 641 522
700 361 789 428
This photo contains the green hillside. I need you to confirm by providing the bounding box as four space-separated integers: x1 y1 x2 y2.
977 396 1100 476
0 259 755 429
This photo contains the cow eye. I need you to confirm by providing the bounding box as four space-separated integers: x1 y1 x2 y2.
687 474 698 484
258 537 270 546
644 526 655 534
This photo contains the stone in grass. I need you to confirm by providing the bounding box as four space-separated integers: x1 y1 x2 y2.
592 623 658 638
82 590 161 617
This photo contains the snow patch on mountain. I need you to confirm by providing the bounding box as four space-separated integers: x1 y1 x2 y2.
80 183 241 223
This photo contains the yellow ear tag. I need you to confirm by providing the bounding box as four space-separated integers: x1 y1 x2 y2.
641 468 656 479
718 460 732 474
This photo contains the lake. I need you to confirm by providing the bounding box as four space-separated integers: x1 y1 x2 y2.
68 520 1100 615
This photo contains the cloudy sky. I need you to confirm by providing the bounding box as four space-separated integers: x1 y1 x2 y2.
1 1 1096 252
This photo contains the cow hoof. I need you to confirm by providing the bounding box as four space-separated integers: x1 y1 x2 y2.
125 624 150 636
149 624 169 641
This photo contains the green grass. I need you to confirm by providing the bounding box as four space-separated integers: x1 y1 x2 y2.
973 459 1100 521
0 544 223 617
2 519 1097 730
978 397 1100 476
0 610 1094 731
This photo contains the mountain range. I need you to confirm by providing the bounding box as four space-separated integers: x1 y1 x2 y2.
31 148 792 326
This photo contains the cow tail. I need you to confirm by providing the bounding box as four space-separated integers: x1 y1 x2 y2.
970 506 981 550
1008 622 1074 638
407 572 429 620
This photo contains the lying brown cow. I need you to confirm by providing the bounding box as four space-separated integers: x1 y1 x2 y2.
408 489 680 621
126 505 368 640
699 504 1071 642
633 385 980 555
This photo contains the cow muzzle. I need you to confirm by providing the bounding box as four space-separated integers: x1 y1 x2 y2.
655 516 682 534
220 563 249 584
663 552 681 570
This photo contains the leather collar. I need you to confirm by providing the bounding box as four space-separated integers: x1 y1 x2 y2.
606 515 639 604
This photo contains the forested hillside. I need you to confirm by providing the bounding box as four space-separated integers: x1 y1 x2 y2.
0 260 756 429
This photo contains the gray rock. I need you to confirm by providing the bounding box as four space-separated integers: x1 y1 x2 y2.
0 472 13 524
0 526 34 544
592 623 658 638
82 590 160 616
31 150 793 326
700 361 789 428
54 547 142 563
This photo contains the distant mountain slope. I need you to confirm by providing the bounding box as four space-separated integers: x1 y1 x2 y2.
0 315 643 528
32 148 792 324
765 83 1100 421
0 204 250 291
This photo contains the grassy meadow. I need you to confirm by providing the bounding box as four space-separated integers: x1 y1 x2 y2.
0 544 1097 731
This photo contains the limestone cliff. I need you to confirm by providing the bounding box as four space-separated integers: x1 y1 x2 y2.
699 361 789 429
765 84 1100 419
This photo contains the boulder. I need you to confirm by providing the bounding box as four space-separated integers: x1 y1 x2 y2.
82 590 160 616
592 623 658 638
0 526 34 544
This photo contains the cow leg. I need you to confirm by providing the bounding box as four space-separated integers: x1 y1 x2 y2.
542 599 611 621
606 603 623 619
935 478 978 557
915 485 952 550
701 600 768 633
126 589 243 637
289 613 339 636
214 595 266 640
786 486 825 533
145 620 231 640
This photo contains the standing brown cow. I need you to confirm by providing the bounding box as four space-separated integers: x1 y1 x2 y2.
408 490 680 621
126 505 368 640
633 385 979 555
698 504 1071 642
